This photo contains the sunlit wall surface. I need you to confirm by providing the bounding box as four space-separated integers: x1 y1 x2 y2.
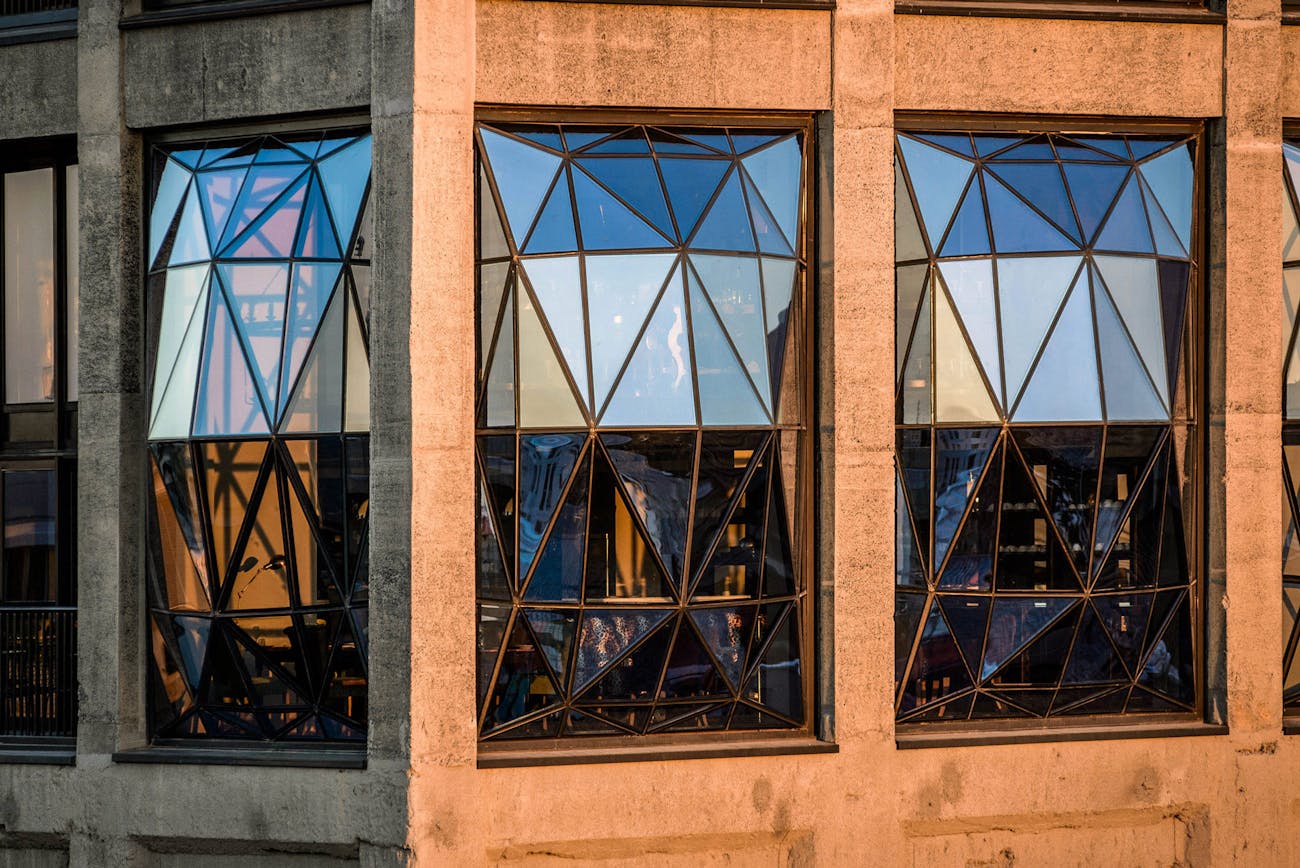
894 129 1201 723
474 121 811 740
144 131 372 742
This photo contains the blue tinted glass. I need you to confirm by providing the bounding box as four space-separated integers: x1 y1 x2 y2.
741 173 793 255
481 129 562 241
1143 182 1187 258
517 433 585 582
523 172 577 254
658 158 730 240
987 163 1080 241
997 256 1080 406
587 132 651 154
576 157 675 239
295 176 343 259
168 187 210 266
984 175 1075 253
600 278 696 426
196 168 248 252
280 263 343 418
981 598 1075 678
742 137 802 248
218 164 305 251
216 262 290 413
521 257 588 409
193 289 270 437
586 254 677 408
317 136 372 246
1138 146 1193 250
572 170 670 250
1094 276 1167 421
150 160 192 268
1128 138 1174 160
1061 163 1130 242
1093 256 1167 405
169 148 204 169
1094 176 1154 254
688 274 769 425
563 131 610 150
1073 135 1130 160
1013 278 1101 421
761 257 796 405
676 132 733 153
730 133 781 154
897 136 973 249
992 141 1056 160
690 169 756 252
972 135 1025 157
516 130 564 151
939 259 1000 389
933 428 998 571
916 133 975 157
939 182 990 257
648 130 714 155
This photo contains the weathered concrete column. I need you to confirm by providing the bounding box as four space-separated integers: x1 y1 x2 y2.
75 0 146 760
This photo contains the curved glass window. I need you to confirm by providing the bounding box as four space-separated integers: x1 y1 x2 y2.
144 131 372 742
1282 142 1300 714
894 129 1201 723
475 121 811 740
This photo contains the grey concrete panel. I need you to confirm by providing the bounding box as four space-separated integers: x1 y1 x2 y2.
123 4 370 130
0 39 77 140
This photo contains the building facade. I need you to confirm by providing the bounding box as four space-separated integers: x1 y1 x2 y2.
0 0 1294 862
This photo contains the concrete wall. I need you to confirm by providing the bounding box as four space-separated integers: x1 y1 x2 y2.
0 0 1297 863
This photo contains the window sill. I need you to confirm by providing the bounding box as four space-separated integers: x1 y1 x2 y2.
519 0 834 10
478 735 837 769
119 0 366 30
113 744 366 769
0 741 75 766
895 0 1223 24
0 15 76 48
896 716 1226 750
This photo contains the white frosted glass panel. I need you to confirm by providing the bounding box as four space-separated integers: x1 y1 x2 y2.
4 169 55 405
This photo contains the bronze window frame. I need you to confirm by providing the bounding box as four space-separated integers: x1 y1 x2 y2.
891 112 1215 746
472 106 829 765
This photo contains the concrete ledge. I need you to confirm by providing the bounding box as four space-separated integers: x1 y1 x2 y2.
113 745 367 769
477 736 838 768
0 744 75 766
897 718 1228 749
895 0 1223 24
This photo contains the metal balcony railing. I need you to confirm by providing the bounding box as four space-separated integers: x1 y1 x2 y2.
0 608 76 738
0 0 74 12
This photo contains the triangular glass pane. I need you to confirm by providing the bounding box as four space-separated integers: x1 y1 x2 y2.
525 610 578 690
1138 145 1193 250
988 162 1080 241
934 278 999 422
742 172 793 255
483 616 560 732
673 131 732 153
1013 277 1101 421
995 446 1085 592
522 170 577 254
691 432 768 580
740 137 802 246
586 253 677 410
170 615 212 691
294 174 341 259
216 262 291 416
1095 176 1154 254
572 609 672 691
1061 163 1130 242
478 435 516 581
896 264 928 377
572 169 670 250
1072 135 1130 159
693 444 768 600
731 133 782 154
762 464 795 598
971 135 1026 157
896 476 926 589
646 130 714 155
915 133 974 156
897 428 932 562
1093 592 1154 675
1094 277 1168 421
902 601 973 711
480 129 561 242
199 441 267 584
150 160 193 268
1012 426 1102 578
196 168 248 250
996 255 1080 408
984 174 1076 253
517 285 585 427
193 289 271 436
479 165 512 257
900 283 932 424
520 257 588 409
1157 259 1190 398
316 136 371 246
938 180 990 257
691 255 770 409
938 595 990 676
168 187 210 266
343 296 369 432
1093 255 1168 406
980 597 1074 680
895 593 927 692
690 169 756 252
575 157 675 240
602 431 693 584
518 432 585 584
564 130 616 151
218 164 306 251
742 605 802 721
585 448 672 601
938 259 1000 391
223 175 307 258
896 163 928 261
580 619 676 702
150 265 210 433
278 263 344 420
483 283 516 429
1093 427 1166 582
937 443 1000 591
897 136 973 249
984 604 1080 690
279 286 344 434
990 140 1055 160
601 275 696 426
664 614 736 697
1136 591 1193 704
523 449 590 602
689 278 769 425
476 480 510 601
658 158 730 240
1141 178 1187 258
1060 602 1127 684
761 257 797 407
478 261 511 375
225 467 290 610
933 427 999 574
586 130 650 154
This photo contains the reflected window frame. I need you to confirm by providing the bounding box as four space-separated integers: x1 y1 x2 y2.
892 114 1209 736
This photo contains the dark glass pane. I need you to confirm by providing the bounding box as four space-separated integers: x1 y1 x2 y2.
3 470 56 602
585 449 670 602
901 599 972 714
601 432 693 585
523 450 590 602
